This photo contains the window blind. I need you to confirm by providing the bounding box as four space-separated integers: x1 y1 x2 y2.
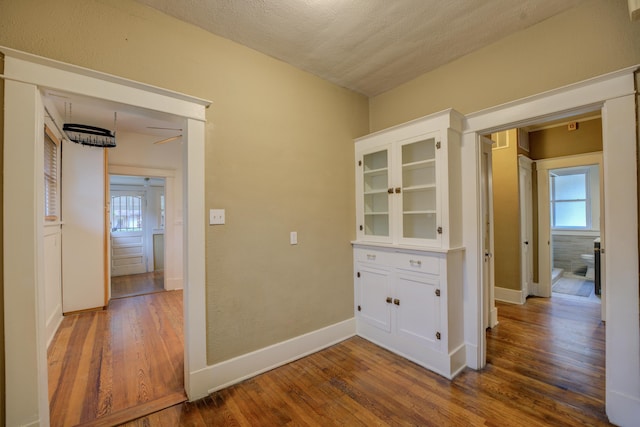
44 126 59 221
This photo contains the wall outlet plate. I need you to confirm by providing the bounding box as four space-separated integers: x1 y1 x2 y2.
210 209 225 225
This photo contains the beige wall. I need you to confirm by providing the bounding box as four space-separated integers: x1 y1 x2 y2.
0 0 369 365
0 51 5 426
530 119 603 160
491 130 521 291
369 0 640 131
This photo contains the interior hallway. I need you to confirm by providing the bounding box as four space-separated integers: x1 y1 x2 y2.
121 292 609 426
47 290 184 426
111 271 165 299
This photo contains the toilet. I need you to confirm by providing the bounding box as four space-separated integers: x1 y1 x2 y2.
581 253 595 280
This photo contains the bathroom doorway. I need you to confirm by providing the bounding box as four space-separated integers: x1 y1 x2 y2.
548 165 601 302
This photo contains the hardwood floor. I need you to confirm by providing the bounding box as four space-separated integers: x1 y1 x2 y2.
123 293 610 426
111 271 165 299
48 290 185 426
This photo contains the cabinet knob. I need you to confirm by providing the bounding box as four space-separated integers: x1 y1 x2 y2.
387 188 394 194
386 297 392 304
409 259 422 267
393 298 400 306
394 187 401 194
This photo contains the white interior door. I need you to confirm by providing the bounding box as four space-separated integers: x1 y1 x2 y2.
61 140 106 312
481 137 497 329
518 155 534 298
110 190 147 276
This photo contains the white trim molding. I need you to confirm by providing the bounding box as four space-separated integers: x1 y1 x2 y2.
461 63 639 425
494 287 526 305
189 319 356 398
2 46 210 425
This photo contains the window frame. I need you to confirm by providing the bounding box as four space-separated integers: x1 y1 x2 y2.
550 166 591 230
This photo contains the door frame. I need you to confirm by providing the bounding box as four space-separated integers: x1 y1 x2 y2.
2 47 210 425
518 155 533 298
463 65 638 425
480 137 496 336
535 152 605 319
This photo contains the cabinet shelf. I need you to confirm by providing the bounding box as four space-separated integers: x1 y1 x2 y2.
403 184 436 192
403 210 436 215
364 189 390 195
363 167 388 176
402 159 435 170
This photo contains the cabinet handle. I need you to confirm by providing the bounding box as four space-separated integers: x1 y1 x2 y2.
409 259 422 267
387 188 394 194
366 254 376 260
386 297 392 304
393 298 400 306
394 187 401 194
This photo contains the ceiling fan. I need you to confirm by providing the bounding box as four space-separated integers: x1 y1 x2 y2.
148 126 183 144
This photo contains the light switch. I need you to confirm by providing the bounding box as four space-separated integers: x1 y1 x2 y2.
290 231 298 245
210 209 225 225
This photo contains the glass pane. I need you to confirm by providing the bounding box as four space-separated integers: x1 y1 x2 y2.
364 170 388 192
401 138 435 164
363 150 387 171
403 213 436 239
111 195 143 232
554 174 586 200
403 188 436 212
365 214 389 237
554 201 586 227
402 162 435 188
365 193 388 214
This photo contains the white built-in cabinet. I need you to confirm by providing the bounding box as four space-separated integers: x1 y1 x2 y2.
352 109 466 379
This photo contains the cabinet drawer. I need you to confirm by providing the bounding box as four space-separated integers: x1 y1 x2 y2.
354 248 394 266
394 252 440 275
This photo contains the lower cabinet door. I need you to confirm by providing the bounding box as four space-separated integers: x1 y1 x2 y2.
356 264 392 333
395 272 440 350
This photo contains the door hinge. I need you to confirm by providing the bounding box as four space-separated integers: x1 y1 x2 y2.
357 305 361 312
436 332 441 340
357 272 361 278
436 141 441 149
437 226 443 234
435 289 440 297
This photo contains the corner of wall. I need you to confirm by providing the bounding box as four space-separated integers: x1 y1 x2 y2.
0 50 6 427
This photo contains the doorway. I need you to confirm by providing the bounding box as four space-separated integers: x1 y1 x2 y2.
110 175 167 299
2 48 209 426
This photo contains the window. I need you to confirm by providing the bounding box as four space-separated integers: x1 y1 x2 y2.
44 126 60 221
550 167 591 229
111 195 143 232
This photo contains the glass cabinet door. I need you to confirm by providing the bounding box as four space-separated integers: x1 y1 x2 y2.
362 149 390 238
400 137 437 240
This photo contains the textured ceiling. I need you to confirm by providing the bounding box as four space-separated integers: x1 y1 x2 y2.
135 0 582 96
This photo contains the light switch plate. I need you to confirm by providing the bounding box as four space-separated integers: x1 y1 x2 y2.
210 209 225 225
290 231 298 245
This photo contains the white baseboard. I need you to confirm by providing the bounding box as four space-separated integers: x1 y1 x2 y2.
188 318 356 400
495 286 525 304
607 389 640 426
46 304 63 348
490 307 499 327
166 277 183 291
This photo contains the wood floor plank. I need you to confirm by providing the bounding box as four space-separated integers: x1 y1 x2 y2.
124 292 612 426
48 289 184 426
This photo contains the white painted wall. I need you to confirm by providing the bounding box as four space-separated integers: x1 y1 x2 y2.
44 225 62 345
109 131 183 289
